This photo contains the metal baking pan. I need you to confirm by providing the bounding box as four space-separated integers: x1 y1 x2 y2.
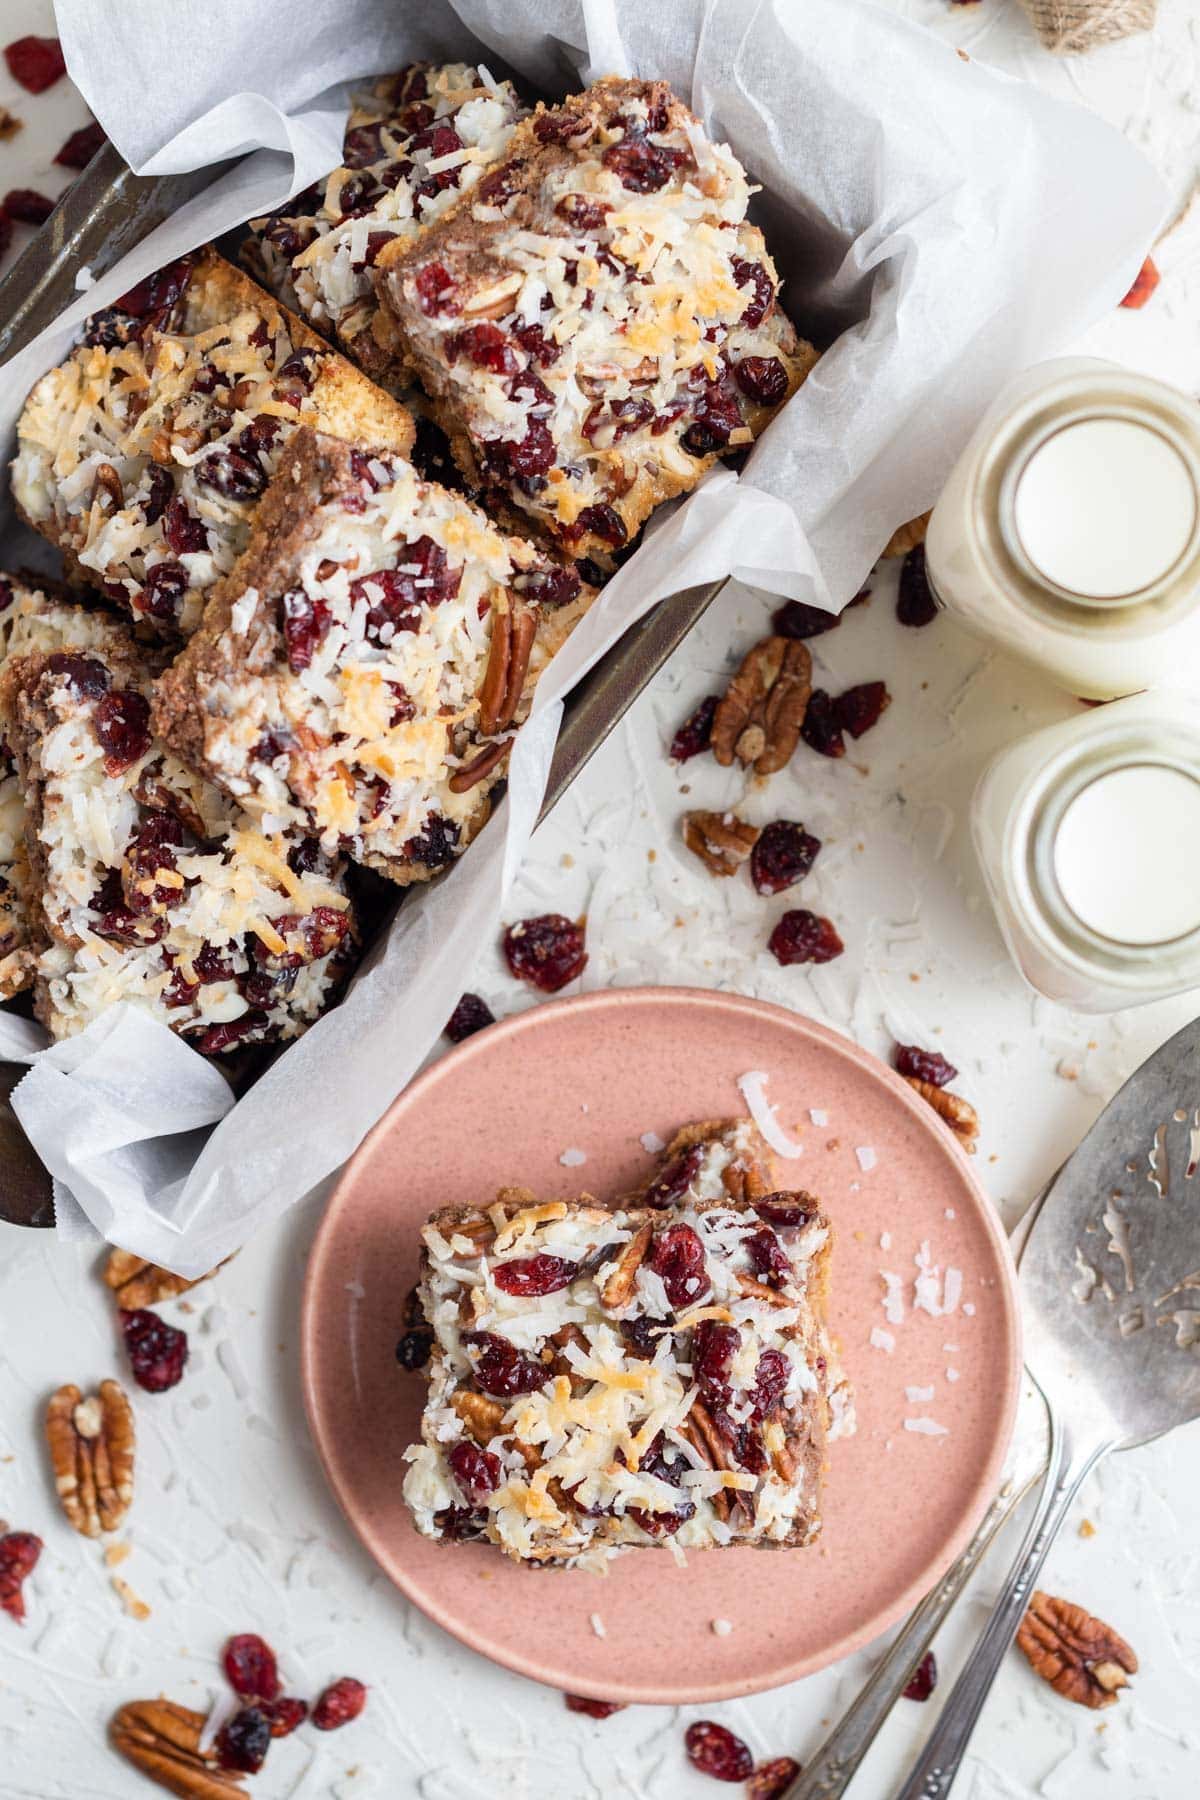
0 143 727 1227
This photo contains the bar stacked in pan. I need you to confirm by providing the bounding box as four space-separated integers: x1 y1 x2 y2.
6 64 816 1053
402 1120 851 1568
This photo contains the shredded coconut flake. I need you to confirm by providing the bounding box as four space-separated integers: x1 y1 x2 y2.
559 1147 588 1167
879 1231 892 1251
946 1367 960 1383
855 1145 877 1172
736 1070 804 1159
905 1384 936 1403
869 1327 895 1353
640 1130 666 1154
881 1271 905 1325
590 1612 607 1639
963 1302 977 1317
710 1618 734 1637
809 1108 828 1126
904 1417 949 1437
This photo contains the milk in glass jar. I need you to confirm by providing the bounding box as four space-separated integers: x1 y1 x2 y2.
972 691 1200 1010
926 359 1200 699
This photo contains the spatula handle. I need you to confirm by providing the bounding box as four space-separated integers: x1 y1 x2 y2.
893 1410 1110 1800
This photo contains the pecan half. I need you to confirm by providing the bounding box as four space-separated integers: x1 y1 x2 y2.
448 735 513 794
45 1380 135 1538
600 1222 653 1310
882 511 930 558
711 637 812 777
681 810 760 878
451 1390 538 1471
477 603 536 736
1017 1592 1137 1709
735 1273 796 1308
904 1078 979 1153
684 1399 754 1522
90 462 124 514
109 1700 245 1798
102 1248 228 1311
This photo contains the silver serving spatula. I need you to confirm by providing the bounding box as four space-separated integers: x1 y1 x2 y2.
896 1011 1200 1799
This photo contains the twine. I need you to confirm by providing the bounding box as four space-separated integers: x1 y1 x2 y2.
1018 0 1157 55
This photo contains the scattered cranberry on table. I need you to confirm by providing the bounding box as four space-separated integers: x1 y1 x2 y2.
750 821 821 896
3 188 54 225
55 120 107 169
893 1044 958 1088
768 910 845 966
834 680 891 739
685 1719 755 1781
1119 255 1159 309
897 543 938 627
311 1676 368 1731
748 1756 803 1799
3 35 66 94
565 1693 627 1717
216 1707 271 1774
119 1308 189 1393
799 688 845 759
903 1650 939 1701
772 599 841 639
223 1632 281 1702
0 1531 42 1624
444 992 495 1041
503 913 587 992
259 1696 308 1738
670 692 719 762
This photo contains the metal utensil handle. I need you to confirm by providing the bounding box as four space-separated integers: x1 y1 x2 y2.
893 1412 1111 1800
783 1466 1038 1800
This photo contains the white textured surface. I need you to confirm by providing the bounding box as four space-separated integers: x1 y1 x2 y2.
3 0 1200 1794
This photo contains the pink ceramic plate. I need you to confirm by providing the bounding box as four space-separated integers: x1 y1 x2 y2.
301 988 1020 1704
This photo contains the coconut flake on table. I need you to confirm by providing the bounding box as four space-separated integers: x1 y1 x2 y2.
559 1147 587 1167
711 1618 734 1637
881 1271 905 1325
590 1613 607 1639
639 1130 666 1154
905 1384 935 1403
904 1417 949 1437
736 1069 804 1158
809 1108 829 1126
880 1231 892 1251
869 1326 895 1353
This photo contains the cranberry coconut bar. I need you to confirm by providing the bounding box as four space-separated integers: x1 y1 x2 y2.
0 576 139 999
402 1180 840 1569
152 428 590 885
246 64 527 387
2 627 356 1051
373 78 819 561
11 249 414 640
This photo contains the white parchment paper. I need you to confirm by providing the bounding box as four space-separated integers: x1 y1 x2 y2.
0 0 1164 1273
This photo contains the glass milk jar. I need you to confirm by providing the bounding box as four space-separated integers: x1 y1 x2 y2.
972 691 1200 1011
926 359 1200 698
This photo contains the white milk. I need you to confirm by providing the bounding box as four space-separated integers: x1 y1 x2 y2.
972 692 1200 1011
926 359 1200 698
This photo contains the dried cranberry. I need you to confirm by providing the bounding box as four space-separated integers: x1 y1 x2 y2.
894 1043 958 1087
404 813 460 869
162 497 207 555
257 906 349 972
897 544 938 627
492 417 557 483
395 1329 432 1370
55 121 107 169
343 121 387 168
745 1226 791 1287
750 1346 790 1420
685 1720 755 1782
583 397 651 444
194 942 234 982
799 688 845 759
904 1651 938 1701
732 257 774 328
646 1223 708 1311
260 1697 308 1739
451 321 518 374
692 1318 739 1398
91 868 164 947
534 110 575 143
216 1707 271 1774
603 136 683 193
0 579 12 613
463 1330 546 1398
197 448 267 500
392 64 430 103
503 913 587 992
515 563 582 609
137 560 189 623
682 379 744 456
387 682 415 726
748 1757 802 1799
46 652 108 699
115 257 193 320
447 1440 502 1505
223 1633 281 1702
733 356 788 406
620 1315 665 1358
670 694 719 762
434 1505 485 1540
493 1255 578 1297
94 690 151 776
0 1532 42 1625
446 993 495 1041
476 160 522 206
4 188 53 225
574 503 627 547
414 261 459 316
834 681 890 739
120 1308 188 1392
643 1143 703 1209
627 1432 696 1537
334 172 384 219
513 321 560 366
750 821 821 896
195 1013 269 1056
556 193 612 231
4 35 65 93
141 465 173 526
281 589 332 672
312 1677 367 1732
263 215 318 261
1120 255 1159 309
565 1694 626 1718
772 599 840 639
275 346 320 394
756 1192 819 1228
768 909 844 966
